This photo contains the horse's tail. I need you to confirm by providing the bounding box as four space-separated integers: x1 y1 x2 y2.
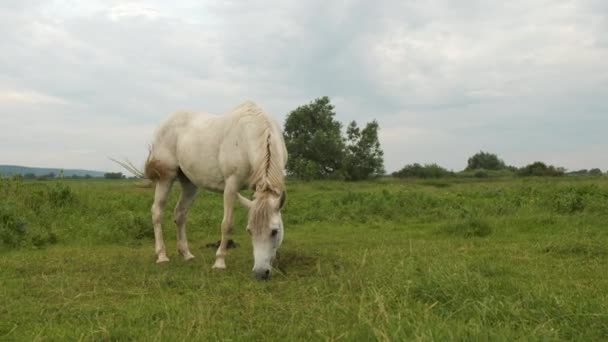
107 155 153 187
144 148 173 182
108 157 145 178
107 150 161 181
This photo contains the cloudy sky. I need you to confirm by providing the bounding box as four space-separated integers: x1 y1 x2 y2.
1 0 607 173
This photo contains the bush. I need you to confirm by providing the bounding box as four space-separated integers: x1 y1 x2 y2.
48 183 75 207
474 170 489 178
0 205 27 247
552 185 600 214
392 163 454 179
568 169 589 176
129 214 154 240
456 169 516 178
567 168 604 177
517 162 564 177
0 204 57 248
102 211 154 243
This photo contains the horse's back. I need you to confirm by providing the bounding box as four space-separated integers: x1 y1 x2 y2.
148 102 284 191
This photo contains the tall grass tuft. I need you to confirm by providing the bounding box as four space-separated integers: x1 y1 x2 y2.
438 217 493 237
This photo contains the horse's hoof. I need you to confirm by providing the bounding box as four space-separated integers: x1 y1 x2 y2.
156 255 170 263
183 253 195 261
212 260 226 269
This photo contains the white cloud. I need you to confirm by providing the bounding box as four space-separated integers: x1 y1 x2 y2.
0 89 68 105
108 3 160 20
0 0 607 173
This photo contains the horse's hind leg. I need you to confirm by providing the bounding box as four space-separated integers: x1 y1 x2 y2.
152 179 174 263
175 174 197 261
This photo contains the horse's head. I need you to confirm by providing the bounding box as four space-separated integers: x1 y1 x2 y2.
238 190 286 280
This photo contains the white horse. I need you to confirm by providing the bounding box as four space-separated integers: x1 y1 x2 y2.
145 101 287 279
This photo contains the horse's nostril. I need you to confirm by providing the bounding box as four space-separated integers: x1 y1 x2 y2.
253 269 271 280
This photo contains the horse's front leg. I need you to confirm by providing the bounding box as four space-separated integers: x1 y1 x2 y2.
213 179 237 269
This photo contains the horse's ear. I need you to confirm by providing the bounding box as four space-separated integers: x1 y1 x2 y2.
237 193 253 209
279 191 286 210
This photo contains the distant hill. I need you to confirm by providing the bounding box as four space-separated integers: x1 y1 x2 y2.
0 165 106 178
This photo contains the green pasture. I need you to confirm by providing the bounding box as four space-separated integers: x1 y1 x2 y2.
1 177 607 340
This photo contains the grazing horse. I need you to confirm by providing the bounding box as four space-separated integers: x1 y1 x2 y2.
144 101 287 279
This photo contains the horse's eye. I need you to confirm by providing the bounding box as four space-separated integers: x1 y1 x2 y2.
271 229 278 237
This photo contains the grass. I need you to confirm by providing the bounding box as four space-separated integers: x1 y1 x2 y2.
1 177 608 340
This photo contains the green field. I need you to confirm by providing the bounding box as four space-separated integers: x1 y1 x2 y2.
1 177 607 341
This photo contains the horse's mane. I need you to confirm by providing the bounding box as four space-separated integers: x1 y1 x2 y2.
232 101 285 195
248 191 274 234
232 101 286 233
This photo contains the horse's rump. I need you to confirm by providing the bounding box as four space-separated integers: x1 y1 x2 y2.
144 152 176 181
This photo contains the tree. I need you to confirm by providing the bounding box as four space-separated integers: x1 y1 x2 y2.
589 168 603 176
104 172 125 179
342 120 385 180
466 151 506 170
283 97 345 179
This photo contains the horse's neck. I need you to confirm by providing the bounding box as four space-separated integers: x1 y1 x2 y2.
233 116 284 193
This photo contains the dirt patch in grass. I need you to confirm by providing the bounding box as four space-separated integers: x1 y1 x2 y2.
274 249 320 276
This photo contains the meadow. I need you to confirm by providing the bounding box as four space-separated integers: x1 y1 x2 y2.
1 176 607 341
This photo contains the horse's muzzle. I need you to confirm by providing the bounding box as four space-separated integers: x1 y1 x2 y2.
253 268 271 280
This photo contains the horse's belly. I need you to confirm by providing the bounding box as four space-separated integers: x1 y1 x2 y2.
183 165 225 192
